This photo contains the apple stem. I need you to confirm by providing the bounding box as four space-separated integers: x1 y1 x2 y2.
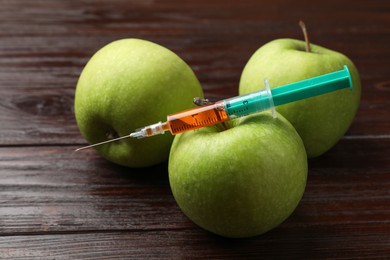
193 97 213 106
299 20 311 52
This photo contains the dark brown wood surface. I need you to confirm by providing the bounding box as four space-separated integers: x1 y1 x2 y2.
1 0 389 259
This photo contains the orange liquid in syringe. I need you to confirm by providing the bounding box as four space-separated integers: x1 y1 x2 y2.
167 102 229 134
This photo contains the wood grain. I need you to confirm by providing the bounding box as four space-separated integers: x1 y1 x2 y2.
0 0 389 145
0 0 389 258
0 139 389 258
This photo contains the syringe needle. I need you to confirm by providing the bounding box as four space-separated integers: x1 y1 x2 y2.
74 134 134 152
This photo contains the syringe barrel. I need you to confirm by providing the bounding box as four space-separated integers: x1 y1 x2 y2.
167 102 229 134
165 84 275 135
223 88 274 119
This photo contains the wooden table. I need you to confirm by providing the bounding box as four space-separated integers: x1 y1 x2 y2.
1 0 389 259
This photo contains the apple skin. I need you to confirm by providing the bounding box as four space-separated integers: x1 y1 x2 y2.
168 112 308 238
239 39 361 158
75 39 203 168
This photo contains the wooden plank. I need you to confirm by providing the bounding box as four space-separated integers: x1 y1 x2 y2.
0 226 389 259
0 0 389 146
0 138 389 236
0 146 192 235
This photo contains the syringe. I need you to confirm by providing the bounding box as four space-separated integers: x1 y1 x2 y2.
75 65 352 151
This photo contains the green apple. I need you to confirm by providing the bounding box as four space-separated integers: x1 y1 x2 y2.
168 112 308 238
239 38 361 158
75 38 203 168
